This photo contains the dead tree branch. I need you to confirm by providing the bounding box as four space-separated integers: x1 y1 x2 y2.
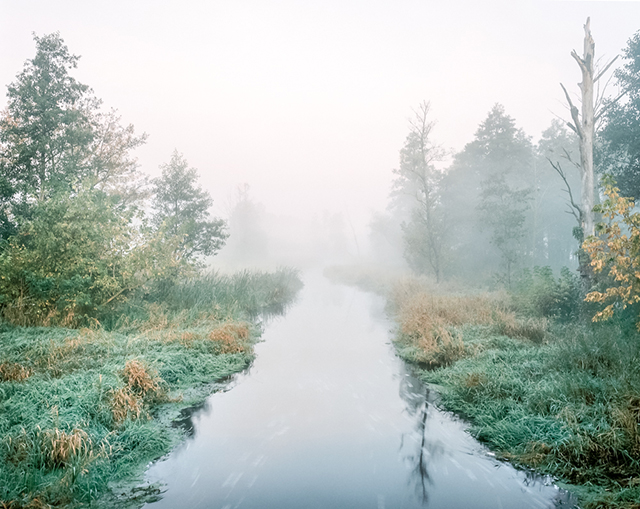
549 158 582 224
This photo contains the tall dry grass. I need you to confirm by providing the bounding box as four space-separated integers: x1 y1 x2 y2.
0 362 31 382
208 322 250 354
110 359 168 425
390 277 547 367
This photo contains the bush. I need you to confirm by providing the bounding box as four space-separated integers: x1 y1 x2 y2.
512 266 583 321
0 188 184 327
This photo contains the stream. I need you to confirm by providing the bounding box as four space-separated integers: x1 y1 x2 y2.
144 271 576 508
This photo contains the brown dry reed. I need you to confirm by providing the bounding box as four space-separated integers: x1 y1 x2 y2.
208 323 250 354
0 362 31 382
391 277 547 367
110 387 143 424
110 359 166 424
121 360 160 396
5 426 102 471
41 428 91 469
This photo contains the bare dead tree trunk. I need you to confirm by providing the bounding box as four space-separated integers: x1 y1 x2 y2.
561 17 596 238
576 18 596 237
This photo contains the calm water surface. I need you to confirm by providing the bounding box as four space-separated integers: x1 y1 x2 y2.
144 271 576 509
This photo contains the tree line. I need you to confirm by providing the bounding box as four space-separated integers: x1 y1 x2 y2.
376 23 640 294
0 33 228 326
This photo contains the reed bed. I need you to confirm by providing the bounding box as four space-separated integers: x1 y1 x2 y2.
389 277 547 367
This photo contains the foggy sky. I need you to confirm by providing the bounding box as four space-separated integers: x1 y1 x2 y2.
1 0 640 241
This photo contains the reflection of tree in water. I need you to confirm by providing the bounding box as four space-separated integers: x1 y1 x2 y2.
398 370 445 506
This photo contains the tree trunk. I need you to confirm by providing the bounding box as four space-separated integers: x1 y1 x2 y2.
561 18 597 238
577 18 596 238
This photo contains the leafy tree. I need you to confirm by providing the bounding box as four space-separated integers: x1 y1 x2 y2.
583 176 640 327
85 109 148 204
392 102 447 281
151 151 228 262
478 174 531 285
441 104 534 282
599 29 640 199
0 33 157 325
0 33 147 241
0 33 94 205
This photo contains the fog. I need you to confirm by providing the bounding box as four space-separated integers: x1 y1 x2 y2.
2 0 640 272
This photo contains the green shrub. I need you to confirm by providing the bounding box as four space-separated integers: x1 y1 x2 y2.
512 266 583 321
0 188 184 327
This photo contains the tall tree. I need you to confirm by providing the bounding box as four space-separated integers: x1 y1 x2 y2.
599 29 640 199
441 104 534 282
533 120 581 269
151 151 228 262
0 33 147 243
0 33 94 204
477 174 531 286
392 101 446 281
85 109 148 205
560 18 620 239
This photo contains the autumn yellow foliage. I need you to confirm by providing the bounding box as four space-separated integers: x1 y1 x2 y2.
583 176 640 327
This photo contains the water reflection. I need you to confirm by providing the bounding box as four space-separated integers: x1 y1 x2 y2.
395 362 579 508
144 272 577 509
398 376 437 505
409 396 433 504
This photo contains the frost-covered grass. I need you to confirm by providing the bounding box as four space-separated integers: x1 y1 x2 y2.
421 323 640 509
0 268 303 508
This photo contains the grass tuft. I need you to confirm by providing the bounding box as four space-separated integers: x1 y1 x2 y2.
121 360 161 398
110 387 143 424
40 428 92 469
0 363 32 382
208 323 250 354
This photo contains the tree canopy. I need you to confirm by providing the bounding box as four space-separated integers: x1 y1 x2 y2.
440 104 534 282
600 30 640 199
151 151 228 262
0 33 93 206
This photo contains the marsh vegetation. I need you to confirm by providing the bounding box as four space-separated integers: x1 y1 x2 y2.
0 268 302 507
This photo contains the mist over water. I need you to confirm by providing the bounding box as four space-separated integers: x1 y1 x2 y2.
143 272 576 508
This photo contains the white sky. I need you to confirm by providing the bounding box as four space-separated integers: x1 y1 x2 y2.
1 0 640 233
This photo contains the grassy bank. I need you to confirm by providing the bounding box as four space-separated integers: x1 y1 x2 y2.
0 268 302 508
326 265 640 509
